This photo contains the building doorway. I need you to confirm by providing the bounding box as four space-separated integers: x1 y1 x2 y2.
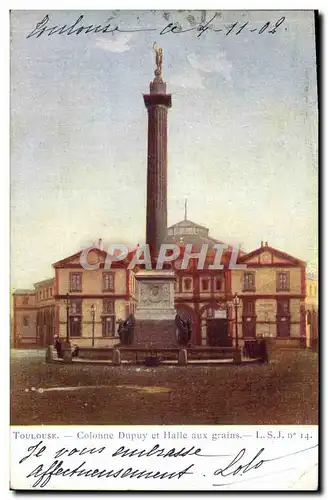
200 302 232 346
69 317 82 337
206 318 232 347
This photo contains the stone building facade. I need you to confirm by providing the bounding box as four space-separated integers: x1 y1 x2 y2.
12 290 37 347
305 275 318 349
12 219 313 349
53 250 137 347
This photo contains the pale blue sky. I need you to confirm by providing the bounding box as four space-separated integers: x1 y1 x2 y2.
10 10 318 288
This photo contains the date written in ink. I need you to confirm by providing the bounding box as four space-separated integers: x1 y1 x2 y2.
159 15 286 38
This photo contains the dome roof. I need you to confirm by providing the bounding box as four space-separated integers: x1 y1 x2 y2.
168 219 208 230
166 219 225 246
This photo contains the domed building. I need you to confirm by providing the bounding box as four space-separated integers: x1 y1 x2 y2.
12 218 309 350
165 217 239 346
166 219 224 247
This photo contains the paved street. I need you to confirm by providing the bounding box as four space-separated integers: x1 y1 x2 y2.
11 349 318 425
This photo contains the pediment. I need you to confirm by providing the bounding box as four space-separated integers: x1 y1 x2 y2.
53 248 109 268
239 246 304 266
71 250 106 265
243 255 260 264
272 254 295 265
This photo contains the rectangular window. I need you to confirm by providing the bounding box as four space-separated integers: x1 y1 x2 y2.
277 299 289 316
103 272 115 292
71 300 82 315
215 278 223 292
23 316 29 327
22 296 29 305
201 278 210 292
243 299 256 316
102 317 115 337
70 273 82 292
183 277 193 292
50 288 52 297
276 272 290 291
103 299 114 315
243 272 255 291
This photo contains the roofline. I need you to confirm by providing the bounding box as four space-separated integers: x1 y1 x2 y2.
52 247 109 267
167 219 208 230
239 245 306 265
53 247 137 268
34 278 55 287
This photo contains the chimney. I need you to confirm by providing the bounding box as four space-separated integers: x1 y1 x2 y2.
261 241 263 247
265 241 268 247
98 238 103 251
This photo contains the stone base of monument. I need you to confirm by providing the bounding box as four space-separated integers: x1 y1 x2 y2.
133 320 177 348
133 270 178 348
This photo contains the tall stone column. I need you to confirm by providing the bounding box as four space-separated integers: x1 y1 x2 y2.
131 47 178 349
143 78 172 256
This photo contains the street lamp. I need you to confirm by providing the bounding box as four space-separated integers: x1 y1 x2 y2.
63 293 71 344
91 304 96 347
233 292 241 350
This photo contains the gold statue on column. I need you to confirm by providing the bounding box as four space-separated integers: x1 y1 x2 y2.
153 42 163 78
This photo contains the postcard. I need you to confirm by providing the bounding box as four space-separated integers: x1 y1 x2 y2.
10 9 319 491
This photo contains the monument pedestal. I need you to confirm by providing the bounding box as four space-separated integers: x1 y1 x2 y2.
133 270 178 348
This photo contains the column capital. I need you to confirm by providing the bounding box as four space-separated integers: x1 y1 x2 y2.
143 93 172 109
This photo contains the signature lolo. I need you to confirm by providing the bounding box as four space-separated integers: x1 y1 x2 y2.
19 440 317 488
26 13 286 40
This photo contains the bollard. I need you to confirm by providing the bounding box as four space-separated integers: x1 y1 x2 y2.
178 348 188 366
261 339 269 363
45 345 53 363
112 349 121 366
233 348 242 364
63 348 72 363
